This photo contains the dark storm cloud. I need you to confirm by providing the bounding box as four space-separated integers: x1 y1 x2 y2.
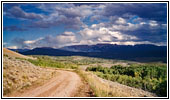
102 3 167 23
4 26 27 31
126 29 166 43
116 22 167 44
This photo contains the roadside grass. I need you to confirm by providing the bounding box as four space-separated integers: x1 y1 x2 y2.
75 70 130 97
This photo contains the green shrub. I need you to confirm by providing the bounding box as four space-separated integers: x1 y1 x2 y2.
87 64 167 97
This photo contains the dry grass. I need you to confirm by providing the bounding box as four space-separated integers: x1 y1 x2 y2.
3 48 35 60
76 70 130 97
3 56 57 96
76 70 156 97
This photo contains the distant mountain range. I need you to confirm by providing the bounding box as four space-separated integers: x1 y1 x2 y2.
60 44 166 53
16 44 167 63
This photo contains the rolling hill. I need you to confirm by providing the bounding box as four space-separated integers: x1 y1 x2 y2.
3 48 35 59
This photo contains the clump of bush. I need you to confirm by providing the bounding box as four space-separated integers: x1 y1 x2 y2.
86 64 167 97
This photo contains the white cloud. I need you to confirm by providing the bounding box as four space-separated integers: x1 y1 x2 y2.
78 23 139 46
55 31 77 44
110 23 142 31
42 4 103 23
149 20 158 27
76 5 93 17
79 28 97 39
79 39 96 45
24 37 43 44
98 35 112 42
56 35 77 44
7 46 18 49
91 23 105 29
140 22 146 25
109 31 138 40
62 31 75 36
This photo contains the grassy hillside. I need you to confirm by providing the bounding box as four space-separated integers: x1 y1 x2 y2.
3 48 35 60
3 55 57 96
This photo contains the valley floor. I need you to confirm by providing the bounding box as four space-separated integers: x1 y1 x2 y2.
3 54 163 97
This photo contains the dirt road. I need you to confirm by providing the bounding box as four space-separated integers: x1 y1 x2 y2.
11 70 82 97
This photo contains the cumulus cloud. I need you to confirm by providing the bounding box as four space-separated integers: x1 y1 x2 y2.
31 3 103 30
79 23 138 44
21 3 106 30
4 3 167 48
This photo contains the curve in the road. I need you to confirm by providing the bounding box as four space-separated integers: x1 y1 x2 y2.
13 70 81 97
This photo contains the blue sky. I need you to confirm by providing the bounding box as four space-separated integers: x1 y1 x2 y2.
3 3 167 49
